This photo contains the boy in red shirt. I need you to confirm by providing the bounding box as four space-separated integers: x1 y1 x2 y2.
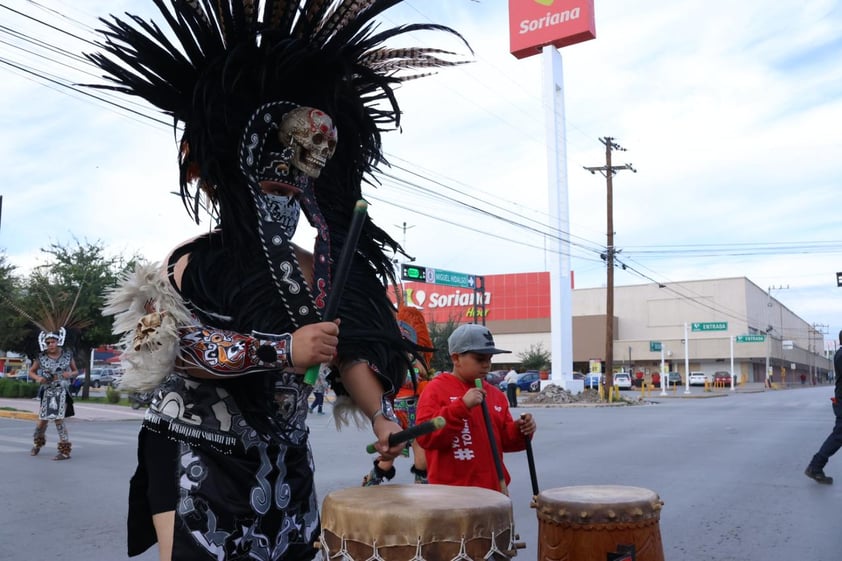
416 324 536 493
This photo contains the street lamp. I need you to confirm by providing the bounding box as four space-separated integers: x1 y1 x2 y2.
765 285 789 387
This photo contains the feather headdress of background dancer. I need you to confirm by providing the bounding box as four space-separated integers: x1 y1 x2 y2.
89 1 471 407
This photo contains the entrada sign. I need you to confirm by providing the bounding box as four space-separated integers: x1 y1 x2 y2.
691 322 727 332
736 334 765 343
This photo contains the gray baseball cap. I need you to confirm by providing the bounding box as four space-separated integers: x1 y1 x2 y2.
448 324 510 355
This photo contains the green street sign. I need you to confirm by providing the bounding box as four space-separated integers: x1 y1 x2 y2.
736 334 765 343
401 264 478 289
691 322 727 332
400 264 427 282
427 268 476 289
649 341 662 352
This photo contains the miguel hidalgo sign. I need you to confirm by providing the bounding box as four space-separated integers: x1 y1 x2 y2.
509 0 596 59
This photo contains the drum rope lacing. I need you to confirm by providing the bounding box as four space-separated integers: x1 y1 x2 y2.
322 525 516 561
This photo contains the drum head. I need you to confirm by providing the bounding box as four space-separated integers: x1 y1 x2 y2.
321 484 515 560
536 485 663 526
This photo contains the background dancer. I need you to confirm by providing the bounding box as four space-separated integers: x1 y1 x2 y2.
28 327 78 460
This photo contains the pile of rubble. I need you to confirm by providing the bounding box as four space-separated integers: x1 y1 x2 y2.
520 383 645 406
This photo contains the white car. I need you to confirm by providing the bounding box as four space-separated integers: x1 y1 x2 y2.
613 372 632 389
688 372 708 386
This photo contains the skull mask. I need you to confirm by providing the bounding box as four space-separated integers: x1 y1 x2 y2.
277 107 338 178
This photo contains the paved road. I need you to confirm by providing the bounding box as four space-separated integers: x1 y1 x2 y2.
0 386 839 560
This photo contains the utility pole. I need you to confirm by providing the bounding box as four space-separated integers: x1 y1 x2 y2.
584 137 636 393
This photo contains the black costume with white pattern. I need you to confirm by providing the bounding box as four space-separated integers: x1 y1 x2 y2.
89 2 470 560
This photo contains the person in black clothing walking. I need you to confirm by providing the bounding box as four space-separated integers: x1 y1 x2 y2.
805 330 842 484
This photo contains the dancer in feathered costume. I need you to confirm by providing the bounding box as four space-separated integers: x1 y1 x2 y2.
1 286 86 460
28 327 79 460
89 1 470 560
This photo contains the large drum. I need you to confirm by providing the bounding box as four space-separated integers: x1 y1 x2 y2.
320 484 516 560
535 485 665 561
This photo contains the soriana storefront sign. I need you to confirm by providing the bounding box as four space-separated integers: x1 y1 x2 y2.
509 0 596 60
399 272 551 324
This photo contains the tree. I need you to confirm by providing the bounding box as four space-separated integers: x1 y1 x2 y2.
0 252 29 352
427 316 462 373
518 343 550 372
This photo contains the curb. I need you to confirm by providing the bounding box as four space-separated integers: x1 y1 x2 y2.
0 410 38 421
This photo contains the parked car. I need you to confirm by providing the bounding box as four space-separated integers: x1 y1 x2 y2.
499 370 540 393
584 372 604 389
713 371 734 386
688 371 708 386
613 372 632 390
665 372 682 387
485 370 508 387
88 367 118 388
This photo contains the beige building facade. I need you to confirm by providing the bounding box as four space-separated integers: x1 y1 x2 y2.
488 277 831 383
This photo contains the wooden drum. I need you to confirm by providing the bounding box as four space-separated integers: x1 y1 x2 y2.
320 484 516 560
535 485 665 561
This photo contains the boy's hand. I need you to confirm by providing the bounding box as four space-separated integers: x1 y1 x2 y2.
516 412 536 436
462 386 485 409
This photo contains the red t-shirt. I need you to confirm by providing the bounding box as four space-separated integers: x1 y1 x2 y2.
416 372 527 492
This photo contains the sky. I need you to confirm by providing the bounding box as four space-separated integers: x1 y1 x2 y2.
1 0 842 349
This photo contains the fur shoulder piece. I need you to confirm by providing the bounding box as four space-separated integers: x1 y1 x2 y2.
102 262 194 391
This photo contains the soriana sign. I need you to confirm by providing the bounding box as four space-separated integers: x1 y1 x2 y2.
398 272 551 324
509 0 596 60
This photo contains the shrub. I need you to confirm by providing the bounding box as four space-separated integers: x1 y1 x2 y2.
106 385 121 404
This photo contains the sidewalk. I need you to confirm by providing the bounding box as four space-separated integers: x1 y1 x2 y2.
0 397 145 421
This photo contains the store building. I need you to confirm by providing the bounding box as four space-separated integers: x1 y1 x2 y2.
400 273 831 383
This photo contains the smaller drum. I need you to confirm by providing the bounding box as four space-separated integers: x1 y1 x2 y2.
535 485 665 561
320 484 515 560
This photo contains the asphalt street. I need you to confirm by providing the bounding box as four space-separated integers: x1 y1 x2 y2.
0 385 839 561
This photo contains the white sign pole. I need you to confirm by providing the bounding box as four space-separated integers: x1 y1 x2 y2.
730 335 735 391
684 322 691 394
543 45 573 390
660 346 667 396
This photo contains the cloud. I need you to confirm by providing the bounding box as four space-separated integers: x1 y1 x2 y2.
1 0 841 344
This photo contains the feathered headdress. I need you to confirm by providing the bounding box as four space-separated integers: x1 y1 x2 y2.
86 1 471 398
85 0 472 275
0 283 91 351
397 304 434 368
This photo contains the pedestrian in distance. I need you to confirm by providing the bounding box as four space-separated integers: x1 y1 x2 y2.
805 330 842 485
504 367 519 408
416 323 537 493
309 378 327 415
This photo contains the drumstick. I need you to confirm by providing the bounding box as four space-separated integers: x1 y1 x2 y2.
365 416 446 454
521 412 539 496
475 378 508 495
304 199 368 385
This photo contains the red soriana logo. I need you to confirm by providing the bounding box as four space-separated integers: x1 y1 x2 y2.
508 0 596 60
399 272 551 324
